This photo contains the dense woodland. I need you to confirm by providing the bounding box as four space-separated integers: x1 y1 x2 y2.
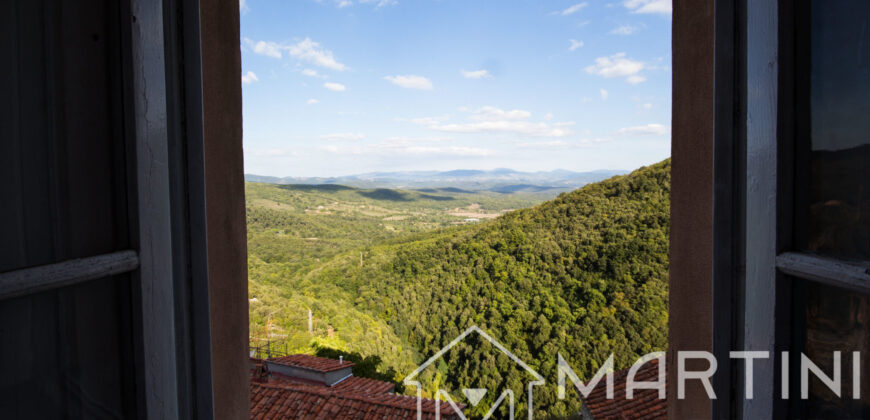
247 160 670 418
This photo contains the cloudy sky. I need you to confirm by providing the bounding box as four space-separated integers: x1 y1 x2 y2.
240 0 672 177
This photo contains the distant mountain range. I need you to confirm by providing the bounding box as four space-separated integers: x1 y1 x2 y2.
244 168 627 193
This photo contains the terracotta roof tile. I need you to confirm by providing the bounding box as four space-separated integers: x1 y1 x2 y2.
250 382 463 419
269 354 355 373
269 372 395 395
582 359 667 420
329 376 396 394
251 354 464 419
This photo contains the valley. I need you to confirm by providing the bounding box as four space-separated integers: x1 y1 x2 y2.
246 161 670 418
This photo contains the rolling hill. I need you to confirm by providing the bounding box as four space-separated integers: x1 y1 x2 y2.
246 160 670 417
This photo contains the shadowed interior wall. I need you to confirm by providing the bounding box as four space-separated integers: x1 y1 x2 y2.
201 0 248 418
669 0 715 418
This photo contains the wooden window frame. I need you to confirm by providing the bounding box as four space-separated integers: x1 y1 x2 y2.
719 0 870 418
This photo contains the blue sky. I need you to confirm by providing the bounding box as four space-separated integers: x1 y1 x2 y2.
240 0 672 177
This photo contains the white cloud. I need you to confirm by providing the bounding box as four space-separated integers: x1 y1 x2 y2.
244 38 283 58
358 0 397 8
643 103 653 109
412 106 573 138
623 0 672 15
337 0 352 7
586 53 646 84
569 39 584 51
461 69 492 79
307 98 319 105
244 38 347 71
384 135 452 143
469 106 531 121
610 24 639 35
288 38 347 71
240 0 249 14
600 89 609 100
615 123 669 136
383 75 434 90
320 133 365 141
302 68 327 78
324 82 346 91
560 2 588 15
241 71 259 84
408 115 450 126
319 145 342 153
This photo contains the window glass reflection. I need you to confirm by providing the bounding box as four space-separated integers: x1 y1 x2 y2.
805 281 870 418
806 0 870 260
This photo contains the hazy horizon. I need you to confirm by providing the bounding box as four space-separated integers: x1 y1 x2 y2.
243 165 630 179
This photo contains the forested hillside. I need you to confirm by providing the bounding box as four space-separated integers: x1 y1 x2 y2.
247 160 670 418
247 183 546 367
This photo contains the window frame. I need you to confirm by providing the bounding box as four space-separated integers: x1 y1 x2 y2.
730 0 870 418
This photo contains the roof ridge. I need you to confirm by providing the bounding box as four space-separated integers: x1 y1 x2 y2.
269 353 356 373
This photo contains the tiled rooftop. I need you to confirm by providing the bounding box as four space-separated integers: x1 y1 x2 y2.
250 354 464 419
250 382 463 419
270 372 396 395
582 358 667 420
269 354 355 373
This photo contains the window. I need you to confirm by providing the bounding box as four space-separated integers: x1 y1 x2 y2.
736 0 870 418
784 1 870 417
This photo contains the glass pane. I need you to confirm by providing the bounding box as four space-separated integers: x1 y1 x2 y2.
804 281 870 418
805 0 870 260
0 276 137 419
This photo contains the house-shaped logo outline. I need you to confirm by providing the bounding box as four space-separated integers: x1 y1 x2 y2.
403 325 546 420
